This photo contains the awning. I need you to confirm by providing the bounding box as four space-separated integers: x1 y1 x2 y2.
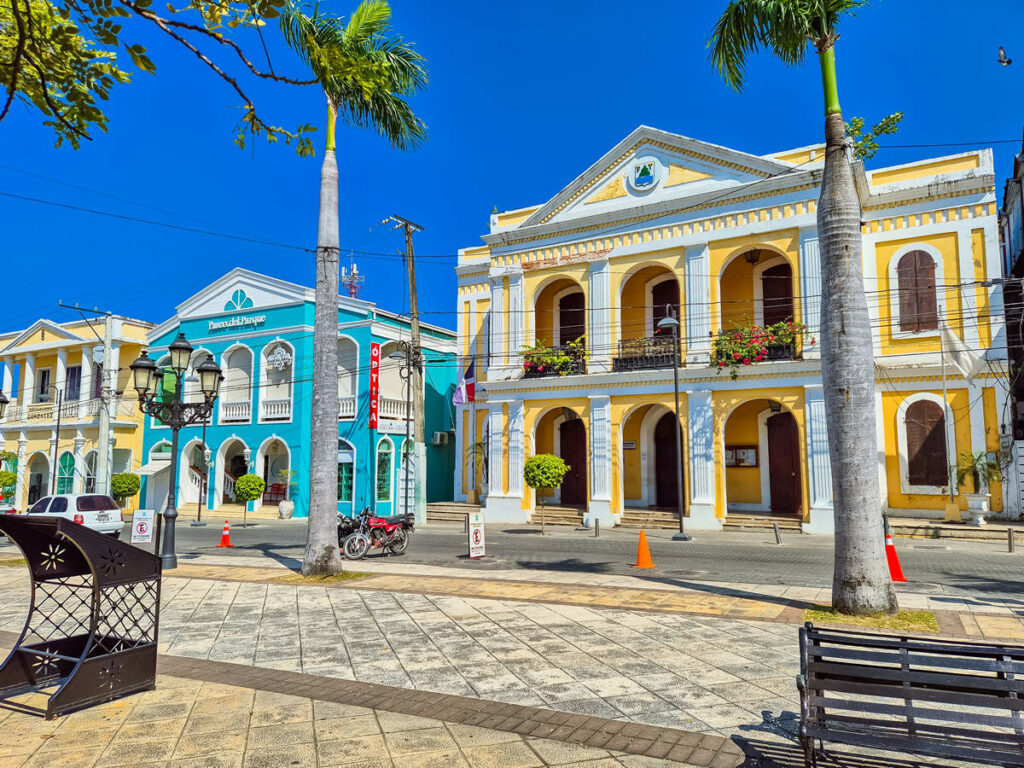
138 459 171 476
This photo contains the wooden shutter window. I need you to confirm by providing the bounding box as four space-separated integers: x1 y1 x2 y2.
906 400 948 487
897 250 938 332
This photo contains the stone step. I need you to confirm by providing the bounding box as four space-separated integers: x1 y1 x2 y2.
530 506 584 526
723 514 803 531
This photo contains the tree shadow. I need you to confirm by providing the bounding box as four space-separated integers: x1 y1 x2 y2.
515 558 616 573
630 573 820 611
223 541 302 570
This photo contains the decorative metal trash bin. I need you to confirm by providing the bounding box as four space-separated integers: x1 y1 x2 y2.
0 516 161 719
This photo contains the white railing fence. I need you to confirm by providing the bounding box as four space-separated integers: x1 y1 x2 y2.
221 401 252 423
338 396 356 420
261 398 292 421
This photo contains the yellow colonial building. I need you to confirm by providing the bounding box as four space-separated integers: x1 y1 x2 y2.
454 126 1011 531
0 316 153 510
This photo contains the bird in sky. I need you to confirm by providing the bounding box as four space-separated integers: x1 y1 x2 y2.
998 46 1013 66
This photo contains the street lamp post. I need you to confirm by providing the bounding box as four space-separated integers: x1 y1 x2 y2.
657 308 692 542
129 334 222 569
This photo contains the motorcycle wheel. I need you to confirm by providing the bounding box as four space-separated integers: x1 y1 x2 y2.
342 533 370 560
388 529 409 555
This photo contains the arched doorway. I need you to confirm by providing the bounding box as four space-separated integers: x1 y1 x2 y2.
258 438 290 507
653 412 683 508
27 453 49 504
533 408 588 507
217 438 249 506
723 399 803 518
760 262 794 326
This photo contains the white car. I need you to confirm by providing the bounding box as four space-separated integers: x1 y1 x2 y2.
27 494 125 537
0 501 15 515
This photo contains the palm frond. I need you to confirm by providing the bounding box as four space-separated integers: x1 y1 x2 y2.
344 0 392 41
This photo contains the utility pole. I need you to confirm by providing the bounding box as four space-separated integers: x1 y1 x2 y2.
383 215 426 526
96 313 114 496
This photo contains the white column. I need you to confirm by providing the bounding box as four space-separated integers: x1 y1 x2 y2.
588 258 611 373
507 401 524 498
488 274 506 371
687 390 721 530
56 348 67 401
487 405 503 498
15 434 27 509
72 430 86 493
586 395 614 527
508 269 525 371
0 357 11 402
685 245 711 364
799 231 822 360
79 346 94 418
22 353 35 405
48 429 58 493
802 385 835 534
984 221 1006 352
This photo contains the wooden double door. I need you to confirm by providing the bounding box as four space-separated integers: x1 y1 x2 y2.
766 410 801 516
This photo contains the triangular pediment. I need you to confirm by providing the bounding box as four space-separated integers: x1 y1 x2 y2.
517 126 791 230
175 268 315 320
0 319 84 354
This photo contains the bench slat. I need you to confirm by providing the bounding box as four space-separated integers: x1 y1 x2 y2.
806 628 1024 659
816 712 1021 744
807 659 1024 693
811 693 1024 731
802 724 1024 765
811 644 1024 674
804 673 1024 710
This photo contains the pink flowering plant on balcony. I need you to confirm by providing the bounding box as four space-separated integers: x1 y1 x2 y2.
713 320 809 379
521 337 587 377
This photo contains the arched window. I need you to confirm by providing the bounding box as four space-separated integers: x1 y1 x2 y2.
84 451 97 493
221 346 253 423
337 338 358 420
261 342 294 422
897 250 938 332
375 439 393 502
338 439 354 503
56 451 75 494
905 400 948 487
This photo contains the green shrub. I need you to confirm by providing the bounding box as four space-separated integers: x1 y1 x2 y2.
110 473 140 501
234 473 266 503
0 470 16 497
523 454 569 492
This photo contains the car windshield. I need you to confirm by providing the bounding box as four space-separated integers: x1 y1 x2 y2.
28 498 50 514
76 495 118 512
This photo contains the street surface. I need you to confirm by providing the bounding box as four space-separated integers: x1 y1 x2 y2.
149 519 1024 600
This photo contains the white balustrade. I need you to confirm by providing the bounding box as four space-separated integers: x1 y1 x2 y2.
338 396 356 420
224 473 237 501
221 401 252 423
261 398 292 421
59 400 79 420
379 397 410 421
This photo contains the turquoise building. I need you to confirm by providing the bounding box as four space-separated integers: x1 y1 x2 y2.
139 269 457 519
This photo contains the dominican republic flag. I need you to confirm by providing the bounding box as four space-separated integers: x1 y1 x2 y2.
453 360 476 405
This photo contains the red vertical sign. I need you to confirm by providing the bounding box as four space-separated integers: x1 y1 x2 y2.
369 342 380 429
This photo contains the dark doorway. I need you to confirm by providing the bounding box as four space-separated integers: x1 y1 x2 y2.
761 263 794 326
653 412 683 508
651 280 680 336
559 417 586 506
767 410 801 515
229 454 248 479
558 291 585 346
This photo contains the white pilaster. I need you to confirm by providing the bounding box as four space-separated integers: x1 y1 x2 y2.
108 344 121 397
586 395 614 527
56 348 67 402
487 406 503 498
687 390 721 530
968 382 987 456
799 231 822 360
507 401 525 498
0 357 11 403
957 229 981 351
79 347 94 418
685 245 711 364
509 269 525 370
802 385 835 534
482 404 525 521
984 221 1006 352
588 259 611 373
23 354 35 404
15 434 27 509
72 430 86 494
488 277 505 370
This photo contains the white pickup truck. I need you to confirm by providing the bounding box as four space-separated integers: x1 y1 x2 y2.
26 494 125 538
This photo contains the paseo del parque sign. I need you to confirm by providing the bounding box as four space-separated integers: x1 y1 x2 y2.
208 314 267 333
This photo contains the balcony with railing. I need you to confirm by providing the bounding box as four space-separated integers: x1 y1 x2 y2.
522 341 587 379
338 396 356 420
612 335 680 373
1 397 138 425
379 397 410 421
221 401 252 424
260 398 292 422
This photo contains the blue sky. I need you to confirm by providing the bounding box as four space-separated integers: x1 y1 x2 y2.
2 0 1022 335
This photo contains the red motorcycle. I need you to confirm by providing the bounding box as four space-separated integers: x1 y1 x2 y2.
341 506 414 560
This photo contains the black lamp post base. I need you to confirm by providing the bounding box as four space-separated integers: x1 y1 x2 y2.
189 520 207 527
671 532 693 542
160 553 178 569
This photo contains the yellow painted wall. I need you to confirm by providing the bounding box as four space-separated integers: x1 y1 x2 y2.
474 298 490 369
709 231 800 334
871 154 979 186
529 273 587 346
719 258 757 330
608 250 686 354
712 388 809 521
494 207 540 228
620 404 651 500
521 398 590 510
461 301 471 357
723 400 764 505
972 229 991 348
772 147 821 165
619 266 671 340
875 232 962 354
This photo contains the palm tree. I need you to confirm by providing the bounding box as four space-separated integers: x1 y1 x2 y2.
709 1 897 615
281 0 427 576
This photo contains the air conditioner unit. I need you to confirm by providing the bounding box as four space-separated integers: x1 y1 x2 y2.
431 431 449 446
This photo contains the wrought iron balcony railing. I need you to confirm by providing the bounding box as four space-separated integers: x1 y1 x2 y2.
522 344 587 378
612 336 681 373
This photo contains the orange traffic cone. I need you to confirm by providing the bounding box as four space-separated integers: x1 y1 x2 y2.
884 518 906 582
632 530 655 569
216 520 234 548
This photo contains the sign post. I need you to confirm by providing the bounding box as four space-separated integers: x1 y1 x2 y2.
468 511 485 559
369 342 380 430
131 509 155 544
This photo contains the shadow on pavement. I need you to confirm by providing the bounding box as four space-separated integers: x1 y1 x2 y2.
226 542 302 570
629 573 819 611
515 558 616 573
736 737 961 768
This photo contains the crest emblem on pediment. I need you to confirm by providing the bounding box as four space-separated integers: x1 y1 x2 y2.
224 290 255 311
627 156 660 193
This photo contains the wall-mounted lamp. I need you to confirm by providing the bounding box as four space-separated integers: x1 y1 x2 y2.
744 249 762 265
768 400 783 414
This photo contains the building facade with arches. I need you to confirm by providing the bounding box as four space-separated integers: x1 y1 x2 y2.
140 268 457 520
0 315 152 510
455 126 1012 530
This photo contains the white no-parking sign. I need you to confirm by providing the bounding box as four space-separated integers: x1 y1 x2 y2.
131 509 155 544
468 512 485 559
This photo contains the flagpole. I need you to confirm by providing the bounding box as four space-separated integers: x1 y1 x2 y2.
940 313 955 504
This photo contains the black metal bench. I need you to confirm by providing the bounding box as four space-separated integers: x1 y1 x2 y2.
798 622 1024 767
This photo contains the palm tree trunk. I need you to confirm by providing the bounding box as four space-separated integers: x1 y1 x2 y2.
303 95 344 576
818 98 898 615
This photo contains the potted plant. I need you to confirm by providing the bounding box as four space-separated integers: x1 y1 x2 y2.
523 454 569 535
464 440 488 504
275 469 298 519
956 451 1001 526
712 320 809 379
